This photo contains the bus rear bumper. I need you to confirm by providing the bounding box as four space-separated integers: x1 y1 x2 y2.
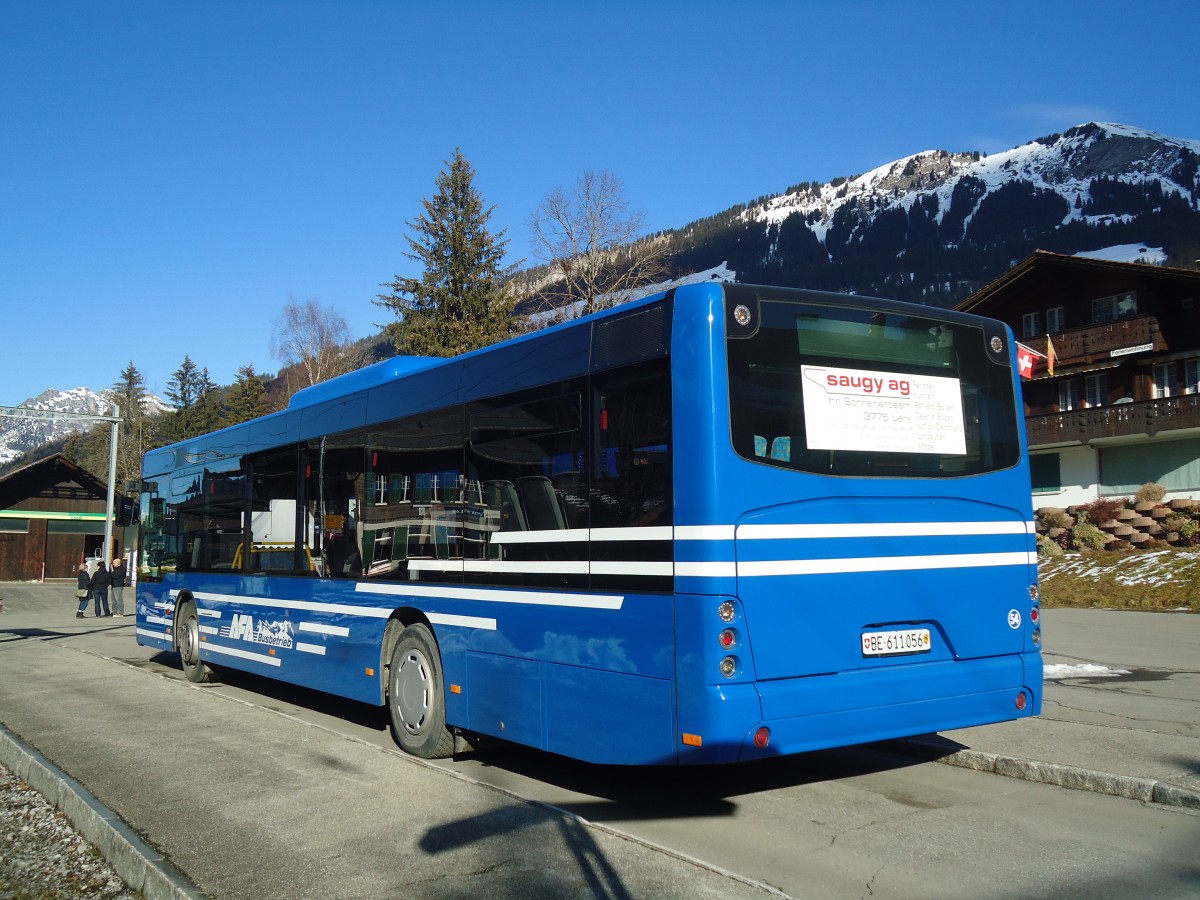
680 652 1041 764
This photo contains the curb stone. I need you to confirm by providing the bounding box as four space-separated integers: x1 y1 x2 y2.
896 736 1200 811
0 723 207 900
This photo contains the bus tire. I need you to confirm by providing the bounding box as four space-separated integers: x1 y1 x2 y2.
176 598 215 684
387 623 453 759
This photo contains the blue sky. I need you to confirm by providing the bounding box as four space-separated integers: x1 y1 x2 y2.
2 0 1196 406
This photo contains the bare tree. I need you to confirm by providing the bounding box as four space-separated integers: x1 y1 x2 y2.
270 296 358 389
529 170 670 321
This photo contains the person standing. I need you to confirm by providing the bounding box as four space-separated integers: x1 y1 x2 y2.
90 559 112 617
109 557 127 617
75 563 91 618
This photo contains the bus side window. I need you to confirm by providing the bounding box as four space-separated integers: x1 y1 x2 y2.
592 359 671 528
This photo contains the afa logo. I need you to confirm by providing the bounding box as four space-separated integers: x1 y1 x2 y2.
221 613 295 649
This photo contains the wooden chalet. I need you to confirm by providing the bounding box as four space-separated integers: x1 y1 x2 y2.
0 454 112 581
959 251 1200 507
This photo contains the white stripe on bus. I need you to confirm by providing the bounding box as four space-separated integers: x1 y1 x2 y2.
427 613 497 630
737 550 1037 577
202 642 282 667
478 521 1033 544
406 559 588 575
735 521 1035 540
298 621 350 637
355 582 624 610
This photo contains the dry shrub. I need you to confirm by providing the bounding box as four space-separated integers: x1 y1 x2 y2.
1036 508 1073 530
1135 482 1167 503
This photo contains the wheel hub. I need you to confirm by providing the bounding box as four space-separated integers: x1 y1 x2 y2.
394 649 430 734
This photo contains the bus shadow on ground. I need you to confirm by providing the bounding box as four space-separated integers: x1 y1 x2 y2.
146 650 951 812
146 652 391 731
461 737 946 815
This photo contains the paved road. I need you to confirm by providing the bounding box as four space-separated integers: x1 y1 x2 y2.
1 584 1197 899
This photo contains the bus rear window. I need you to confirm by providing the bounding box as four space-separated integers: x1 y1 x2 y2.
727 296 1021 477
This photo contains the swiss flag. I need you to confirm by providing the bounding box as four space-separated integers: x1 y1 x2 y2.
1016 342 1043 380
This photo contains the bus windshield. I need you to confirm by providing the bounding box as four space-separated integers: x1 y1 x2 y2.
727 294 1021 477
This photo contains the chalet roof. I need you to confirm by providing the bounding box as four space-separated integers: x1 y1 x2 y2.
958 250 1200 314
0 453 109 510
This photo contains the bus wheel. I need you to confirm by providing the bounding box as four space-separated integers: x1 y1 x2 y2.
176 599 214 684
388 623 453 759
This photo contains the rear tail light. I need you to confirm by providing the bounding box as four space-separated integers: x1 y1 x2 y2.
1015 691 1027 711
753 726 771 749
719 628 737 649
719 656 738 678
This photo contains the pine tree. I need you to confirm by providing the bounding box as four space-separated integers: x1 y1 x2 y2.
165 355 200 410
161 356 221 442
189 367 224 435
375 149 517 357
108 362 154 493
224 365 270 426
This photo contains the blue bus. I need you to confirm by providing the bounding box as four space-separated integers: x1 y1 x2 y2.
134 282 1042 765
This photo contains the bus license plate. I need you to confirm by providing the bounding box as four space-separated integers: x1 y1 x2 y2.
861 628 932 657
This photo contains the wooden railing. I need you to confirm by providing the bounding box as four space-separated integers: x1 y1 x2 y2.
1022 314 1164 365
1027 394 1200 446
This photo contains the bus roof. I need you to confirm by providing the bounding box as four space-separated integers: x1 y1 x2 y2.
286 356 443 410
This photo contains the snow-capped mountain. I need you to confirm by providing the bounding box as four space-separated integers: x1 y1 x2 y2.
670 122 1200 305
0 388 170 467
753 123 1198 234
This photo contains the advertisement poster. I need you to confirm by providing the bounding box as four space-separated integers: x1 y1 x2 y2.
800 364 966 454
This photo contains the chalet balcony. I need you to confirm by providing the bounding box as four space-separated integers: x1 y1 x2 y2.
1027 394 1200 446
1023 314 1165 366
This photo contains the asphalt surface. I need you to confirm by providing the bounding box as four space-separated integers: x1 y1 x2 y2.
0 583 1197 899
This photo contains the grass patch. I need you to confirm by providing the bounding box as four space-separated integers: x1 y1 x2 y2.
1038 548 1200 611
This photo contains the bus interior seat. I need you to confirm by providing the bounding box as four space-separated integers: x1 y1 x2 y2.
754 434 768 457
516 476 567 531
483 480 528 531
769 436 792 462
327 531 362 577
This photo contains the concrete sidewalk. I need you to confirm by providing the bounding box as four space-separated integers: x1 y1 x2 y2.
902 607 1200 810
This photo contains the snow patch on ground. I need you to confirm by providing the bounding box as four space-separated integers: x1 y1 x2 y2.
1039 549 1200 587
1044 663 1131 679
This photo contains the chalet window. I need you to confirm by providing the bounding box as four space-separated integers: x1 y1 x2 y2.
1046 306 1065 333
1153 363 1174 399
1058 380 1080 412
1030 453 1061 494
0 518 29 533
1085 374 1107 408
1021 312 1041 338
1091 291 1137 323
1185 359 1200 395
